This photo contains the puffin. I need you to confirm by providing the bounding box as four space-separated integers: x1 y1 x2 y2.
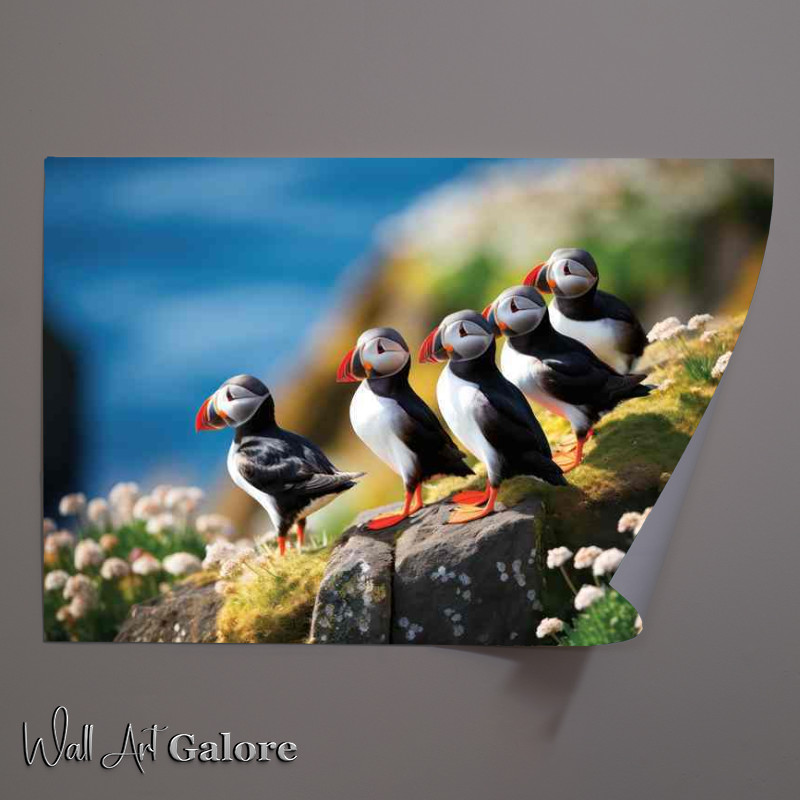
418 310 566 524
484 286 652 472
336 327 472 530
524 248 647 374
195 374 363 555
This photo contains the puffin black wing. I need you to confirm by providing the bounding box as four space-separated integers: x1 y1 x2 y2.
395 390 473 480
475 375 566 486
541 353 651 410
594 290 647 358
235 434 362 503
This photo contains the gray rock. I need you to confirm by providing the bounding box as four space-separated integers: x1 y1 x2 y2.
310 527 394 643
114 582 221 643
311 496 547 646
392 498 544 645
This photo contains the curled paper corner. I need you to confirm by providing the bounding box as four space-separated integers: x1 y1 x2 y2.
611 391 720 628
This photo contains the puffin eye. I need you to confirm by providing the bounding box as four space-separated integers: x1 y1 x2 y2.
563 263 571 275
226 387 235 402
458 324 468 338
510 298 519 313
377 341 385 355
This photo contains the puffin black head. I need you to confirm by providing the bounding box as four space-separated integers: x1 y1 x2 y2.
483 285 547 337
336 327 410 383
418 310 494 364
523 248 599 298
195 374 271 432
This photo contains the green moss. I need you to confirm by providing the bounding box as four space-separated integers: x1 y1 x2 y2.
561 590 640 646
217 549 328 643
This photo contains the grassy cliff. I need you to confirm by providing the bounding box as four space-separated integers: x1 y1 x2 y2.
211 314 742 643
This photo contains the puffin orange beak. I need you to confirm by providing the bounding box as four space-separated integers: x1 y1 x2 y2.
523 262 551 293
195 395 226 431
336 347 358 382
418 326 446 364
483 303 504 334
337 346 368 381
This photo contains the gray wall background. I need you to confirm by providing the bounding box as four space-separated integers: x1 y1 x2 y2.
1 2 797 797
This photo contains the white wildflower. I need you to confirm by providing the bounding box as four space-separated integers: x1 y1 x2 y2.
162 552 202 577
214 580 235 596
592 547 626 577
219 549 253 579
133 495 162 521
86 498 111 529
43 518 57 535
44 530 75 555
634 507 652 536
59 493 86 517
546 547 573 569
687 313 714 331
574 584 605 611
131 553 161 576
700 330 718 344
617 511 643 534
74 538 104 570
68 594 93 619
186 487 205 504
164 487 189 509
56 605 72 623
146 513 177 535
655 378 674 392
573 546 603 569
108 482 140 506
63 573 96 601
150 484 172 506
202 539 238 569
99 533 118 552
536 617 564 639
646 316 686 343
44 570 69 591
634 615 643 635
196 514 235 539
100 557 130 580
711 351 732 379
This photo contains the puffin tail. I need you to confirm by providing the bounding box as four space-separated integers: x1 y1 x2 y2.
608 373 652 402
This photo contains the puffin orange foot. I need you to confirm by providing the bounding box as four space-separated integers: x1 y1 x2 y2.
447 487 498 524
366 512 409 531
553 438 587 473
451 487 490 505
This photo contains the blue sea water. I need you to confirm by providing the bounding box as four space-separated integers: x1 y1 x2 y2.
44 158 544 499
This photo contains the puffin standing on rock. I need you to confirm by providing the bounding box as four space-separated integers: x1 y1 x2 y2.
524 248 647 374
337 327 472 530
419 311 566 524
195 374 363 555
484 286 652 472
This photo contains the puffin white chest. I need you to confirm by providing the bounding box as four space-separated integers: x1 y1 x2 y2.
500 341 546 399
550 302 629 374
350 381 418 482
436 366 494 466
227 443 281 531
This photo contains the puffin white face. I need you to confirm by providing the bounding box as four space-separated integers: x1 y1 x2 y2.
440 318 493 361
549 257 597 297
196 376 269 431
491 293 546 336
337 328 410 382
359 335 409 378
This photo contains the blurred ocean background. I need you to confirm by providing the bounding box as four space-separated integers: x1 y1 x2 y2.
44 158 537 511
44 158 771 526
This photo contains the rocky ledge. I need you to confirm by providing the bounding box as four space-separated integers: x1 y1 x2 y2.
115 582 221 643
311 496 547 646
